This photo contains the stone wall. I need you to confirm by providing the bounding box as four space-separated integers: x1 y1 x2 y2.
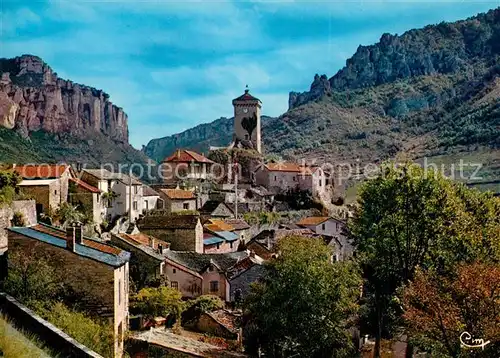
0 292 103 358
142 223 203 253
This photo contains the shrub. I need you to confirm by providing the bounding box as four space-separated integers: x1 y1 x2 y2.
11 212 26 227
131 287 184 320
182 295 224 325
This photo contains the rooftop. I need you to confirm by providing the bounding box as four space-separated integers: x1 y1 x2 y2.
161 188 195 200
8 224 130 268
165 250 248 273
13 164 70 179
70 178 101 193
223 219 250 231
82 169 142 185
232 88 261 103
116 233 167 261
137 215 200 230
162 149 214 164
296 216 330 226
143 185 160 197
205 219 234 232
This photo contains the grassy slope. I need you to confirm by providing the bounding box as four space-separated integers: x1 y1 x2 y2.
0 315 55 358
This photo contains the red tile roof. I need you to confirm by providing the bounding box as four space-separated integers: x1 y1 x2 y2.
14 164 70 179
232 89 261 102
296 217 330 226
264 162 317 175
161 189 195 200
162 149 214 164
70 178 101 193
32 224 123 255
119 233 169 250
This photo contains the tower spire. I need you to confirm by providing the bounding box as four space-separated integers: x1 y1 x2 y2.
245 84 249 94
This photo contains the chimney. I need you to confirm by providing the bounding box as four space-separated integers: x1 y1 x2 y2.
157 244 163 254
75 223 83 245
148 237 155 248
66 225 76 252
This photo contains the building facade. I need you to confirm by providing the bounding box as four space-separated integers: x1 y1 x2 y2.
7 223 130 358
160 150 215 185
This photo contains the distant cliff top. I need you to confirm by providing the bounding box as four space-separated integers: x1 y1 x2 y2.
289 7 500 109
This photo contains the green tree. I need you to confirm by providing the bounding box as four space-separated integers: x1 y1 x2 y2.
349 161 500 357
131 287 184 321
55 202 85 228
243 235 362 358
182 295 224 325
4 248 62 302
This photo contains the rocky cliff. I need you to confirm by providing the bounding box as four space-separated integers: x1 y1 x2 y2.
0 55 128 142
289 8 500 109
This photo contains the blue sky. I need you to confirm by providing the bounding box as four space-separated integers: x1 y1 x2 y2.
1 1 498 148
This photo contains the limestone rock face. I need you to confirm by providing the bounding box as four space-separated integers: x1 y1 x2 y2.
289 8 500 110
0 55 129 143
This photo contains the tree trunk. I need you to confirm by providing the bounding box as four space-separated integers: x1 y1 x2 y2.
374 292 382 358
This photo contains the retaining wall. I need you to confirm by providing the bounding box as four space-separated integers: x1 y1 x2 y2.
0 292 103 358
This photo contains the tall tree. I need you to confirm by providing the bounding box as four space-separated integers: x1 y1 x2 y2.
402 262 500 357
349 161 500 356
243 235 362 358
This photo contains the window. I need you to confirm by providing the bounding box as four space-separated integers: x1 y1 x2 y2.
173 268 176 274
244 134 249 140
216 243 220 249
274 176 277 181
230 242 233 249
134 186 138 194
133 201 138 210
183 202 190 210
210 281 219 293
171 281 178 290
322 223 326 230
118 279 121 305
208 265 215 272
54 190 57 195
292 176 296 181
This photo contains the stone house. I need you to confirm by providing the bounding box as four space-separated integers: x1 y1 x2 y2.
199 200 234 218
245 228 315 260
160 149 215 185
223 218 250 243
142 185 161 214
158 189 197 213
68 178 104 224
7 223 130 358
296 216 353 260
80 169 144 222
228 252 265 302
137 215 204 253
255 162 327 197
164 250 248 301
13 164 73 215
110 232 169 289
196 309 241 341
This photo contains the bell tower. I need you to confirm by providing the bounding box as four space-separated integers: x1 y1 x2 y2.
232 85 262 153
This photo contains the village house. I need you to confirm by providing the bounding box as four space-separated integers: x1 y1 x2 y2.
195 309 241 341
245 228 315 260
158 188 197 212
137 214 204 253
142 185 161 214
80 169 144 222
223 218 251 243
199 200 234 218
227 251 265 303
254 162 327 197
160 149 215 185
69 178 104 224
203 220 240 253
110 232 169 289
164 250 248 301
296 216 353 260
7 223 130 358
13 164 73 215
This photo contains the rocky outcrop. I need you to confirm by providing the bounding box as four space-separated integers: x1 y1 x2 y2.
289 8 500 109
0 55 128 142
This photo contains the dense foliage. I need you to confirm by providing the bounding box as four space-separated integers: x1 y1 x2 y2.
349 160 500 356
243 235 362 358
182 295 224 325
131 287 184 321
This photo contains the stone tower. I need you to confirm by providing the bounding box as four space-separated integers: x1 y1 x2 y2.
232 86 262 153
